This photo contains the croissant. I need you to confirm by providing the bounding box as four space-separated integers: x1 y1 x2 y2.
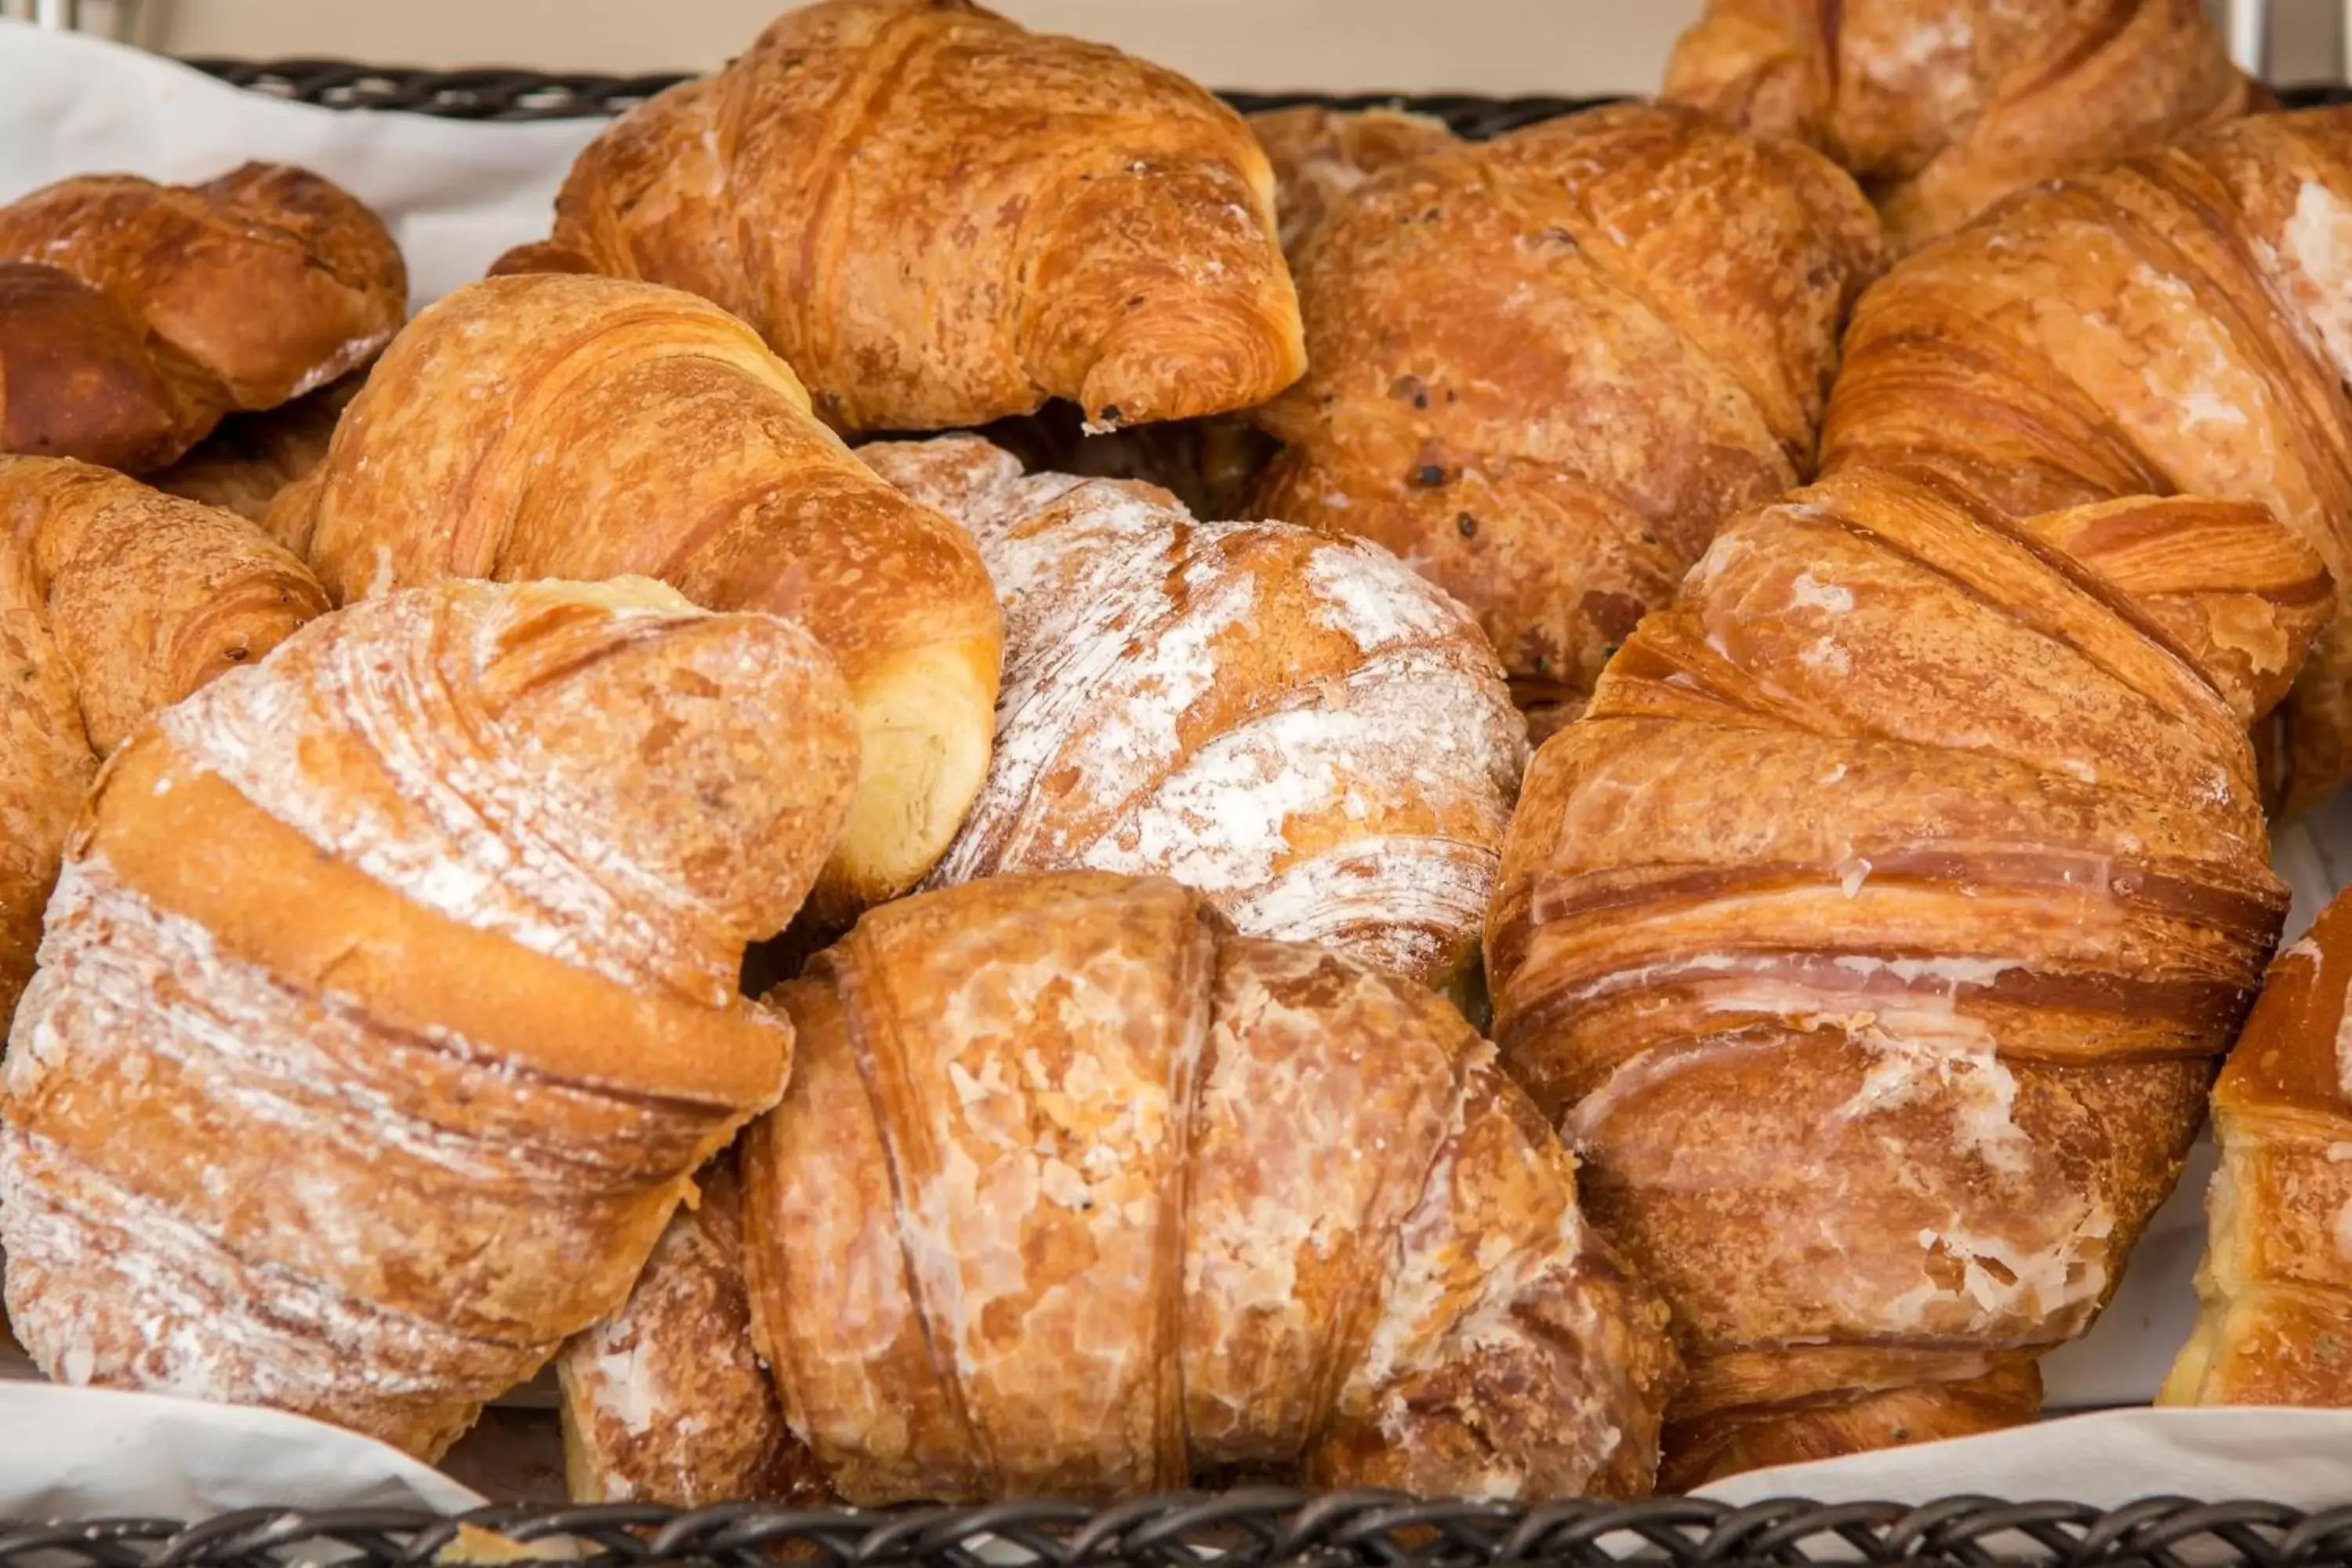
1248 103 1879 740
268 272 1002 920
1487 470 2331 1486
492 0 1303 435
561 871 1677 1504
0 577 858 1458
1248 105 1459 256
559 1154 815 1505
0 458 328 1029
1662 0 2256 253
150 376 361 524
0 164 405 471
1820 106 2352 816
2163 887 2352 1406
859 434 1526 993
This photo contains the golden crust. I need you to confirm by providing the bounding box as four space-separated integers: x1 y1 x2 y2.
274 271 1004 922
0 457 328 1028
1663 0 2256 252
496 0 1303 434
1249 102 1878 731
0 579 856 1458
2165 889 2352 1406
0 164 405 470
1823 107 2352 817
1247 106 1459 257
1489 466 2327 1481
559 1159 819 1505
564 871 1676 1505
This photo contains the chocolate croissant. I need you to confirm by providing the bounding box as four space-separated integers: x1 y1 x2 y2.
1821 106 2352 817
1663 0 2256 252
564 872 1679 1504
0 458 328 1029
494 0 1304 434
1489 471 2331 1487
0 164 405 470
2165 887 2352 1407
860 434 1526 993
268 272 1003 920
0 578 860 1458
1249 102 1880 740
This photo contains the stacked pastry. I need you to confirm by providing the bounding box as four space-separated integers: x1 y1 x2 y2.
1477 83 2352 1489
0 0 1683 1504
8 0 2352 1511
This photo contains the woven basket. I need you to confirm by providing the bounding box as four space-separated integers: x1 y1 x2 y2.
1 53 2341 1567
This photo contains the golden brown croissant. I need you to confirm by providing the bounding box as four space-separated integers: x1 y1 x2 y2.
150 376 362 524
0 458 328 1029
2163 887 2352 1406
561 872 1678 1504
1488 472 2331 1487
1249 103 1879 740
860 434 1525 993
1248 105 1459 256
268 272 1002 921
0 577 859 1459
0 164 405 471
559 1156 815 1506
492 0 1303 435
1662 0 2256 253
1821 106 2352 817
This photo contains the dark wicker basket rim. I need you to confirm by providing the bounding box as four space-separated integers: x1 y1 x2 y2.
9 1491 2352 1567
173 56 2352 133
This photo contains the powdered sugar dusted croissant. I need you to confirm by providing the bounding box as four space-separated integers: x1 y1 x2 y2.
0 578 859 1458
860 435 1526 991
562 873 1678 1504
1489 473 2331 1485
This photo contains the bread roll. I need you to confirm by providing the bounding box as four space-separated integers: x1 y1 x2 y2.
1250 103 1879 740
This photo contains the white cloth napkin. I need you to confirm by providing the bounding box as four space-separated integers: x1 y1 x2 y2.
0 20 601 305
0 1384 484 1519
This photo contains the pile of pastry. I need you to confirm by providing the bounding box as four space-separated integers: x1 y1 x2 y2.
0 0 2347 1506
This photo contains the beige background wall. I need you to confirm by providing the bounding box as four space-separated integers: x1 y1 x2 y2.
107 1 2352 93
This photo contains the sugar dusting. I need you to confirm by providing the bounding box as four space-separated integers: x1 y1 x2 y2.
2271 180 2352 383
0 583 778 1451
155 589 728 1004
885 437 1526 981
